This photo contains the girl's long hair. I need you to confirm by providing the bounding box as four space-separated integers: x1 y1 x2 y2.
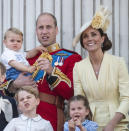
68 95 92 120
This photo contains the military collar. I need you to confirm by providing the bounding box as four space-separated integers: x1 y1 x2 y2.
47 43 60 53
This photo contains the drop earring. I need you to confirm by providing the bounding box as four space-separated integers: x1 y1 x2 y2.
101 43 103 48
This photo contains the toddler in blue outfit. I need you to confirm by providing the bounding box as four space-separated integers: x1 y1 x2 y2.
1 27 46 80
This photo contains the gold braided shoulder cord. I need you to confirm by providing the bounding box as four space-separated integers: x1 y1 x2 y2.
0 81 8 89
32 52 53 81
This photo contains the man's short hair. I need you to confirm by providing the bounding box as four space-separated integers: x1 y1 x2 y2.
36 12 57 27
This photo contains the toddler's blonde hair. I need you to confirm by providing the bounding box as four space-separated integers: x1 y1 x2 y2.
4 27 23 40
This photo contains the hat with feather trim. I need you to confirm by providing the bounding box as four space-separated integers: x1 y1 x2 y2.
72 6 111 47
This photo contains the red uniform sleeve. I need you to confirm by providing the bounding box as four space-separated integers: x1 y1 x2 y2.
47 53 82 100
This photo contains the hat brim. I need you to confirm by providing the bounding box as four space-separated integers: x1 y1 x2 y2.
72 21 92 47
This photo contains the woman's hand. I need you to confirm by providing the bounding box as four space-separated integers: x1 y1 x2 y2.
103 124 114 131
103 112 125 131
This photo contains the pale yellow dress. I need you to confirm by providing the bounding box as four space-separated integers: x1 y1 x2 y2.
73 53 129 131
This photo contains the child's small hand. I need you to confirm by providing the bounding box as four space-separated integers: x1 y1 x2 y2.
36 45 47 52
28 66 36 73
74 117 82 128
73 117 87 131
68 119 75 131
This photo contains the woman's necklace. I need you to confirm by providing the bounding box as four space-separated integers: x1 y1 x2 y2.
92 57 103 76
94 67 100 76
90 52 104 77
95 71 99 75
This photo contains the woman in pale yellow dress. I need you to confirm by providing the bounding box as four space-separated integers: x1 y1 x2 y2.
73 6 129 131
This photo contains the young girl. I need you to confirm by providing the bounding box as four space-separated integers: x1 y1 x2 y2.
64 95 98 131
4 86 54 131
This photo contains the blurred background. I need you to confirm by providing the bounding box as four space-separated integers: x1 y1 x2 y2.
0 0 128 68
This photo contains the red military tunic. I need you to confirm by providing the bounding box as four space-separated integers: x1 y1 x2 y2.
28 43 82 131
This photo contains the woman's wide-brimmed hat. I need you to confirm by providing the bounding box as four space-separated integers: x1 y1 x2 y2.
72 6 111 47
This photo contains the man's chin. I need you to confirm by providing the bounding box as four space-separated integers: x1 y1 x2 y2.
41 42 52 47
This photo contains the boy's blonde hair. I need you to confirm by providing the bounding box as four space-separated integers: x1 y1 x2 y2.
15 86 39 102
4 27 23 40
0 62 6 75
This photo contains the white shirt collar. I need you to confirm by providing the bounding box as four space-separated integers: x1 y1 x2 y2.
4 47 22 53
20 114 42 121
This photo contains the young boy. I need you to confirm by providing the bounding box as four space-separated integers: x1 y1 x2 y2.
4 86 54 131
0 62 18 131
1 27 46 81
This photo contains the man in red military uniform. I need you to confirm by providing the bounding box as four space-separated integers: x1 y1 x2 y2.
7 13 82 131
